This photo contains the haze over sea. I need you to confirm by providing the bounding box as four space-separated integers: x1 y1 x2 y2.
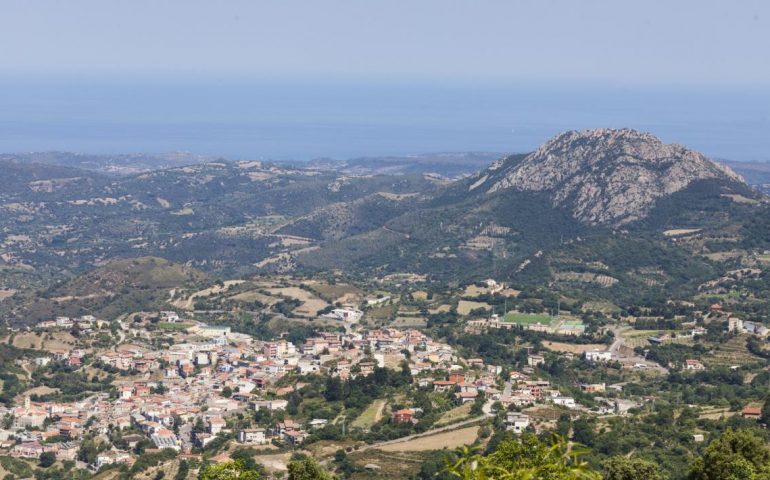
1 75 769 162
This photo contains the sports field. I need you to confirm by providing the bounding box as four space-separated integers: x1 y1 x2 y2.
503 313 553 325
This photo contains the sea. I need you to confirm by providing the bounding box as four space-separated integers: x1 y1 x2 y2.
0 75 768 162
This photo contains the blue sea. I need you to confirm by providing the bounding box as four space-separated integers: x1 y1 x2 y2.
0 75 768 162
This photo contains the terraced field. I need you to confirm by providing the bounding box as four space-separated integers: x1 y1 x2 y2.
705 334 765 367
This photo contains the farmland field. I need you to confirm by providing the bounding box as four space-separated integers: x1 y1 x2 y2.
352 399 386 429
378 425 480 452
457 300 492 315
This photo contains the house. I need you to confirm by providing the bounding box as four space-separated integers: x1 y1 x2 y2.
95 450 131 469
238 428 267 445
728 317 743 332
433 380 455 392
308 419 329 430
584 350 612 362
253 399 288 411
685 359 705 370
552 396 576 408
580 383 606 393
11 441 47 459
505 413 530 433
742 406 762 420
325 308 363 323
208 416 226 435
194 432 215 448
527 354 545 367
744 321 769 337
392 409 415 424
455 391 479 404
151 429 181 451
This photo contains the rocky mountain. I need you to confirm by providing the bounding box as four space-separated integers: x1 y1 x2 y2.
474 128 744 226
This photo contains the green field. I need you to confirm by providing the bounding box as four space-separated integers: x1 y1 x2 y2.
503 313 553 325
157 322 191 331
351 399 386 429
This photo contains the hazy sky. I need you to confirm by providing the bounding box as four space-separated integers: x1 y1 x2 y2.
1 0 768 86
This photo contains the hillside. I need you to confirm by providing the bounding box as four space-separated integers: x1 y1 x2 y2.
3 257 206 324
1 129 769 312
297 129 769 302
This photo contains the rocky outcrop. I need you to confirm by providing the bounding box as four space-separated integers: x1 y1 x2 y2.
482 128 744 225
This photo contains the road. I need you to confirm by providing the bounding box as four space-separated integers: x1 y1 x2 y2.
609 326 668 373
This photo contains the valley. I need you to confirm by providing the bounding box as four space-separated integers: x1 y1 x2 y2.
2 129 770 480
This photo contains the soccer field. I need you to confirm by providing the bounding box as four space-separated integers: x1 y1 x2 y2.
503 313 553 325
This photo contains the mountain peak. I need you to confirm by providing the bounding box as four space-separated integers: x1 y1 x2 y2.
484 128 744 226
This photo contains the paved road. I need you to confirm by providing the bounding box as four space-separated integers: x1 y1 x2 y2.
502 381 512 398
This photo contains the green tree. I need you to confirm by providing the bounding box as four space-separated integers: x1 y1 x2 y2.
199 460 262 480
287 457 334 480
689 429 770 480
445 434 600 479
762 398 770 425
39 451 56 468
603 456 668 480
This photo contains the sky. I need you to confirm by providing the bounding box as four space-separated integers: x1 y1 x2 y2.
1 0 768 86
0 1 768 161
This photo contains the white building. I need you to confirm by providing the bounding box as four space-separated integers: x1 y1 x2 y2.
552 396 576 408
584 350 612 362
238 429 267 444
505 412 530 433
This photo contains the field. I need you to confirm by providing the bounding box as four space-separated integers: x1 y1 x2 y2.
157 322 191 331
352 399 387 429
377 425 480 452
228 290 280 306
266 286 330 317
457 300 492 315
663 228 701 237
348 450 425 479
704 334 765 367
303 280 364 304
503 313 553 325
5 331 78 352
581 301 621 314
172 280 244 310
392 317 427 327
434 403 472 427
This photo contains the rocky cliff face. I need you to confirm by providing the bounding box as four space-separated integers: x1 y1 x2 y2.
478 128 744 226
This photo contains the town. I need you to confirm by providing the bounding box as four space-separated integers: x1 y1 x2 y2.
1 270 769 480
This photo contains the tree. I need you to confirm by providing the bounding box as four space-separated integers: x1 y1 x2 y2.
287 457 334 480
689 429 770 480
446 434 600 479
222 386 233 398
199 460 262 480
39 451 56 468
762 397 770 425
572 418 596 446
230 447 266 475
603 456 668 480
324 377 343 402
